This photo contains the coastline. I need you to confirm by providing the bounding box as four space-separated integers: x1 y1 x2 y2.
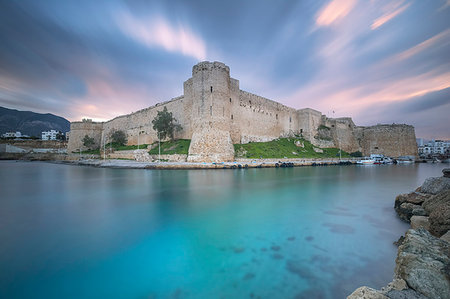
53 157 359 170
348 169 450 299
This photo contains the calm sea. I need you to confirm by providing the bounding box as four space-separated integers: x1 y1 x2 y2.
0 161 444 298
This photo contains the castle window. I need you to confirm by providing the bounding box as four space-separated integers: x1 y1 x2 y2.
230 98 232 103
300 129 303 134
374 147 379 149
332 125 335 127
276 114 278 120
210 86 213 93
210 106 212 116
231 114 233 120
249 100 251 105
289 117 292 123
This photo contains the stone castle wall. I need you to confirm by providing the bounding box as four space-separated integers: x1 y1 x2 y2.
67 121 103 152
234 91 298 143
358 124 418 157
67 61 418 160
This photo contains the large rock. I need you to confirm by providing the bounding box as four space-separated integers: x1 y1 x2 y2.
422 190 450 237
420 177 450 194
441 230 450 243
394 193 431 221
385 289 428 299
347 286 387 299
395 228 450 299
442 168 450 178
410 216 430 230
395 192 430 206
395 202 422 222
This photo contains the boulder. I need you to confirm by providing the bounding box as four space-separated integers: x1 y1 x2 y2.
347 286 387 299
313 147 323 153
410 216 430 230
395 192 430 207
294 140 304 148
395 228 450 299
440 230 450 243
385 289 428 299
396 202 422 222
422 190 450 237
420 177 450 194
443 168 450 178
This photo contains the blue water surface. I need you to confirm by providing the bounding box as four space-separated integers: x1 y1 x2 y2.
0 161 444 298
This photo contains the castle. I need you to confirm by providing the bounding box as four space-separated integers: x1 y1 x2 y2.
67 61 418 161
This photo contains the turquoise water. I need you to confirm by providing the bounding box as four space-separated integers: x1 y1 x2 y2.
0 161 444 298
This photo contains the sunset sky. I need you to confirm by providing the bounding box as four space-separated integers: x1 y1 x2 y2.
0 0 449 139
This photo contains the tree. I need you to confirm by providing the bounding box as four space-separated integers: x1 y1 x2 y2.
110 130 127 146
56 131 66 141
152 107 182 140
82 135 95 149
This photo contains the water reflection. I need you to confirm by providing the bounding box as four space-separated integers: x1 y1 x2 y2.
0 161 445 298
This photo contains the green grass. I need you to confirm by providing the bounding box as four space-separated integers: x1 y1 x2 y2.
78 149 100 155
234 138 349 159
105 143 150 151
148 139 191 155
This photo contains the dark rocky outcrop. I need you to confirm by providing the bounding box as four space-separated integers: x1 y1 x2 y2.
394 192 430 222
443 168 450 178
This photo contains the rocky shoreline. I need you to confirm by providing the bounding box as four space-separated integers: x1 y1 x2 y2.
348 169 450 299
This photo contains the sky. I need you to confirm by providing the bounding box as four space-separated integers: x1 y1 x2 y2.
0 0 449 139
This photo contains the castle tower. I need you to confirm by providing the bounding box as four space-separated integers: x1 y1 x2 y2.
185 61 235 162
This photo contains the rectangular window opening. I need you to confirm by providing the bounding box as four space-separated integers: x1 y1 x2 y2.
210 106 212 116
210 86 213 93
231 114 233 120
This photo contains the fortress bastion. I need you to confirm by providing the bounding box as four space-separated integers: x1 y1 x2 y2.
67 61 418 161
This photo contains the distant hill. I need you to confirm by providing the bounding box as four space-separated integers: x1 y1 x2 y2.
0 106 70 137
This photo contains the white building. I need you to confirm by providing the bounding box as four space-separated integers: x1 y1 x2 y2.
2 131 22 138
418 140 450 156
41 130 59 140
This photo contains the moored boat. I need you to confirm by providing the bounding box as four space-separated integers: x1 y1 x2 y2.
357 158 376 165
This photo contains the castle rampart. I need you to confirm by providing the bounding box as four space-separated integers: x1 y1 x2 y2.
67 61 418 160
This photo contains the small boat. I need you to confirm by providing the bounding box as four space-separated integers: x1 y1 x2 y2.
357 158 376 165
397 159 414 164
382 157 393 164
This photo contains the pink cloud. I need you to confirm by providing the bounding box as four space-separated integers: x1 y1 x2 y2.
371 2 410 30
389 29 450 62
316 0 357 27
287 69 450 120
117 12 206 61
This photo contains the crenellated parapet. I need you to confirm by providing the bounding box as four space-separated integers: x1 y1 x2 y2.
67 61 417 160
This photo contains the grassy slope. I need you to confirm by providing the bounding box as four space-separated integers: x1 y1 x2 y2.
148 139 191 155
234 138 349 159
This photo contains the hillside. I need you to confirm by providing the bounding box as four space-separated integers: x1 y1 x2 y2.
0 106 70 137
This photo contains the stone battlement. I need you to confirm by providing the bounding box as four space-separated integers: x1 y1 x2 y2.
192 61 230 75
67 62 418 160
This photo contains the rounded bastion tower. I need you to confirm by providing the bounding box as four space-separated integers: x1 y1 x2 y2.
186 61 235 162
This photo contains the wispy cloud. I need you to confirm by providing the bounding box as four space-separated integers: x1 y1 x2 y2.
116 12 207 61
371 1 410 30
390 29 450 61
315 0 357 27
439 0 450 11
